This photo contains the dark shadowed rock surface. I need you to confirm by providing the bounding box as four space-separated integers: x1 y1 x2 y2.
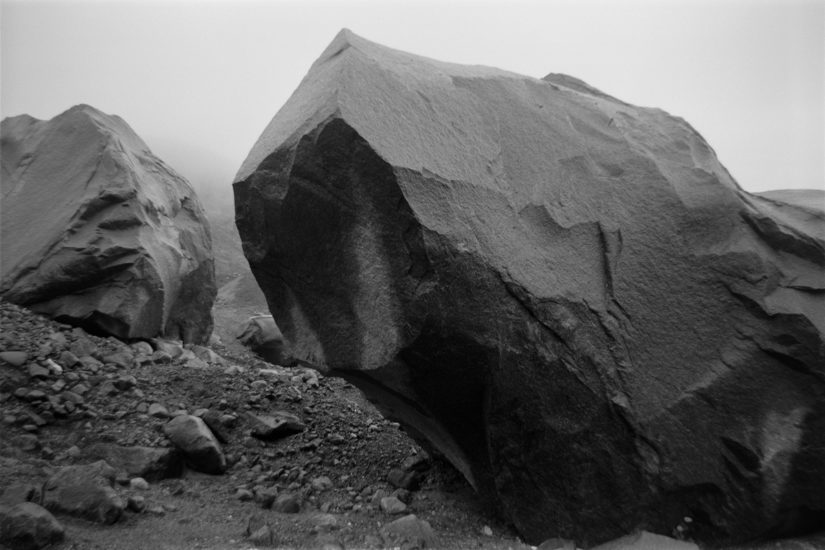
0 104 216 344
234 30 825 546
0 502 65 550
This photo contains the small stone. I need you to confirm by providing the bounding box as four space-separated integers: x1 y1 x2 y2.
380 496 407 514
130 341 154 356
44 358 63 375
248 411 305 441
28 364 50 379
146 505 166 516
311 476 333 492
78 355 103 372
481 525 493 537
127 495 146 512
130 477 149 490
380 514 436 549
61 390 84 404
272 493 301 514
18 434 40 451
113 374 137 391
151 350 174 364
59 350 80 367
249 524 275 545
224 364 245 375
163 415 226 474
102 351 134 369
98 380 119 396
148 403 169 418
310 513 340 533
25 390 46 402
0 350 28 367
255 486 279 509
236 488 254 501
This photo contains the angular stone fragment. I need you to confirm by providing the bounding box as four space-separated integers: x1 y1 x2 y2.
0 104 216 344
163 414 226 474
247 411 305 441
234 30 825 545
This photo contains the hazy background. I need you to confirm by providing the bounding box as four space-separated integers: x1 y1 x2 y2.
2 0 823 210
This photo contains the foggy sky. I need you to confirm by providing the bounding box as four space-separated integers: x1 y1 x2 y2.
2 0 823 207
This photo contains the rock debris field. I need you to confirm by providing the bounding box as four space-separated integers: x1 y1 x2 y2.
0 299 525 549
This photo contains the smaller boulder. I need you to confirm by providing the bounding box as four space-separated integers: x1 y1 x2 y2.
380 495 407 514
42 460 124 524
0 351 28 367
0 502 64 550
380 514 436 549
272 493 301 514
245 514 276 545
236 315 284 364
163 415 226 474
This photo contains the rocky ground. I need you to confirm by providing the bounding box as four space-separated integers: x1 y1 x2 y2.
2 299 825 550
0 300 530 550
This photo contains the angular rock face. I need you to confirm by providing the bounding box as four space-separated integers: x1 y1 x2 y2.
1 105 216 343
234 30 825 545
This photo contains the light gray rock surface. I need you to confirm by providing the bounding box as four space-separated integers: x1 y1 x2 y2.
1 104 216 343
234 30 825 545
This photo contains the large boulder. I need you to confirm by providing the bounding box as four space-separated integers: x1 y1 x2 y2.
233 30 825 546
1 104 216 343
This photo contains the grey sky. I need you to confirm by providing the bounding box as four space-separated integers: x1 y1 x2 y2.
2 0 823 204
